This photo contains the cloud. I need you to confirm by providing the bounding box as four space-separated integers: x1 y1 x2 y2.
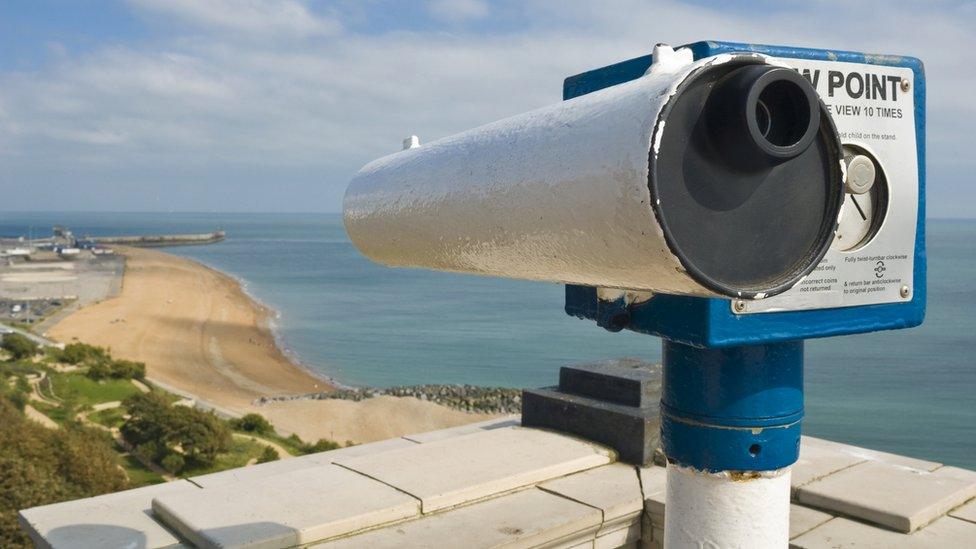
0 0 972 214
427 0 490 23
125 0 340 38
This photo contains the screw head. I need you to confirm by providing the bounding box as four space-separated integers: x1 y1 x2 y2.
733 299 746 313
900 285 911 298
900 78 911 93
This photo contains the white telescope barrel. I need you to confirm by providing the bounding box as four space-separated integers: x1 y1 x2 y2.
344 52 844 299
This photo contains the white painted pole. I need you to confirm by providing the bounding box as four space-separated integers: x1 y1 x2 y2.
664 463 791 549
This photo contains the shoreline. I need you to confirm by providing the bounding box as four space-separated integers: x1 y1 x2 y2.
204 263 357 392
45 246 499 442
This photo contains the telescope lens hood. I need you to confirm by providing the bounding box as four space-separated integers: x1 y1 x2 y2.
650 59 844 299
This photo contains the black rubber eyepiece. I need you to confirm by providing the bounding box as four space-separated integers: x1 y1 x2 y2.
706 65 821 168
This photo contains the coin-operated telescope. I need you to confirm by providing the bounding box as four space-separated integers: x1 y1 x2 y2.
344 41 925 549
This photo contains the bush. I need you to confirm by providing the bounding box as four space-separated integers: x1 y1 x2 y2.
58 343 107 365
256 446 280 464
85 361 111 380
87 359 146 381
0 400 127 546
301 439 342 454
113 359 145 380
14 377 30 394
1 334 38 361
120 393 231 474
229 413 273 435
5 392 27 412
160 454 185 474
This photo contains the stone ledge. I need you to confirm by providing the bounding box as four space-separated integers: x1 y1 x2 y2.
538 463 643 534
319 488 603 548
19 480 200 549
401 416 520 443
18 420 976 549
948 497 976 524
335 426 614 513
153 464 421 548
189 437 419 489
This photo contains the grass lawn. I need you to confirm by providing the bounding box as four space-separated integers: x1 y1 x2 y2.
89 406 127 429
30 400 76 425
120 454 166 487
180 438 269 477
49 372 141 406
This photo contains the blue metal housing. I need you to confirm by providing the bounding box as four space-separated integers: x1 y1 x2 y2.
563 41 927 348
661 341 804 471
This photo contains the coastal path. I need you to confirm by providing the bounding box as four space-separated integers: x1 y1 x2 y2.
24 404 59 429
0 322 59 348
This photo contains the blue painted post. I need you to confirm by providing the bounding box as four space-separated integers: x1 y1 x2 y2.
661 340 804 547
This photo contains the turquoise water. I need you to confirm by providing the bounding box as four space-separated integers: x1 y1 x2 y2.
1 212 973 468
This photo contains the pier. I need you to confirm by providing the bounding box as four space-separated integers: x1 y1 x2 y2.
92 230 225 247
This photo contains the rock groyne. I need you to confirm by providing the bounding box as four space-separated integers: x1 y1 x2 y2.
256 384 523 415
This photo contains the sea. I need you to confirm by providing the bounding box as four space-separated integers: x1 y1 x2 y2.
1 212 973 469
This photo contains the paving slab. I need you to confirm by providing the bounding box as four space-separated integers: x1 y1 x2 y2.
948 497 976 524
402 417 520 443
539 463 642 530
335 426 613 513
153 464 420 548
320 488 602 548
790 516 976 549
189 437 417 488
797 462 976 533
792 437 866 489
789 504 833 540
803 436 941 471
19 480 199 549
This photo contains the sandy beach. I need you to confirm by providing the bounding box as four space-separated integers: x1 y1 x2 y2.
47 246 495 442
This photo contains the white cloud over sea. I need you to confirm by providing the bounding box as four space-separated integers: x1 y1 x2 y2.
0 0 973 215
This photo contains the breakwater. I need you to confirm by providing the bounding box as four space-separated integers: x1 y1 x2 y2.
255 384 523 415
93 230 225 247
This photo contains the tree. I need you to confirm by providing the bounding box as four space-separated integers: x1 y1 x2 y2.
166 406 231 467
230 413 273 435
1 334 38 361
119 393 170 449
120 393 231 474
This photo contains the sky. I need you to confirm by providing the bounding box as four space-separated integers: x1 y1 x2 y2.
0 0 973 216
